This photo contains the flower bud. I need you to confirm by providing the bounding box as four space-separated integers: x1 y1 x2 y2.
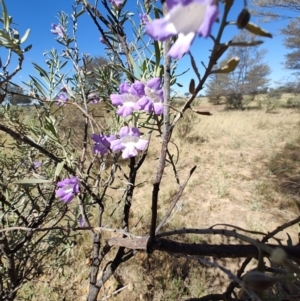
189 79 195 95
243 271 278 292
237 8 251 29
270 247 287 264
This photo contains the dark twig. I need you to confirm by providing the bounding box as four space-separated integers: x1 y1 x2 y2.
155 166 196 233
148 2 172 247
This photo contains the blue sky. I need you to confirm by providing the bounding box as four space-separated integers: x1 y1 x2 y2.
0 0 297 96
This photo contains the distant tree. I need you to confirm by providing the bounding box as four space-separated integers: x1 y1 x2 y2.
206 66 231 104
281 18 300 74
206 31 271 109
250 0 300 21
251 1 300 75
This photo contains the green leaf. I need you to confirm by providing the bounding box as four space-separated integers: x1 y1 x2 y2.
23 44 32 53
228 40 264 47
75 8 85 18
245 22 272 38
210 57 240 74
117 63 139 81
286 233 293 246
128 53 140 78
154 40 161 73
12 28 19 41
60 60 68 69
41 128 59 142
55 160 65 178
0 0 10 31
32 62 50 82
20 28 30 44
14 178 53 185
28 75 47 97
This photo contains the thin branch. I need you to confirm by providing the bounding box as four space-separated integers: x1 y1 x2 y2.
155 166 196 234
149 2 172 246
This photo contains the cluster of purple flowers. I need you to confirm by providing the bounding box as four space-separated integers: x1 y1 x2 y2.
51 24 65 38
110 77 164 117
55 126 148 203
55 0 219 204
139 13 149 26
92 126 148 159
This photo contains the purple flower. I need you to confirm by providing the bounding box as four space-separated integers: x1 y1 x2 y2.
56 177 80 203
55 93 68 106
91 133 116 155
78 215 86 227
88 93 100 104
145 0 219 59
99 36 107 44
139 13 149 26
110 82 145 117
32 161 42 169
51 23 65 38
138 78 164 115
108 0 123 9
110 127 149 159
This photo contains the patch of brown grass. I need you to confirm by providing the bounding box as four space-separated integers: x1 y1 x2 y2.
15 98 300 300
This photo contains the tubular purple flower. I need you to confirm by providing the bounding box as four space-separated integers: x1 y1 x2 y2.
110 127 149 159
32 161 42 169
108 0 123 9
137 77 164 115
78 215 86 227
55 93 68 106
56 177 80 203
139 13 149 26
51 23 65 38
110 82 145 117
91 133 116 155
145 0 219 59
88 93 100 104
99 36 107 44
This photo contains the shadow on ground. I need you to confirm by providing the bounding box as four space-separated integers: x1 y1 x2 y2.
267 133 300 210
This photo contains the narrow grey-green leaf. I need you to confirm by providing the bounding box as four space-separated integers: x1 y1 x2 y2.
210 57 240 74
23 44 32 53
154 40 161 72
0 0 10 31
75 8 85 18
55 160 65 178
32 62 50 81
20 28 31 44
14 178 53 185
228 40 263 47
245 22 272 38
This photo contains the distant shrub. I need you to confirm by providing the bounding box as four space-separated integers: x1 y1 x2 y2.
175 112 195 139
225 93 244 110
173 97 186 106
208 95 221 105
262 89 282 113
268 89 282 100
286 97 300 108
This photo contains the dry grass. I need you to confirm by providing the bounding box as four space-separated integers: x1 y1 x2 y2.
9 96 300 300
